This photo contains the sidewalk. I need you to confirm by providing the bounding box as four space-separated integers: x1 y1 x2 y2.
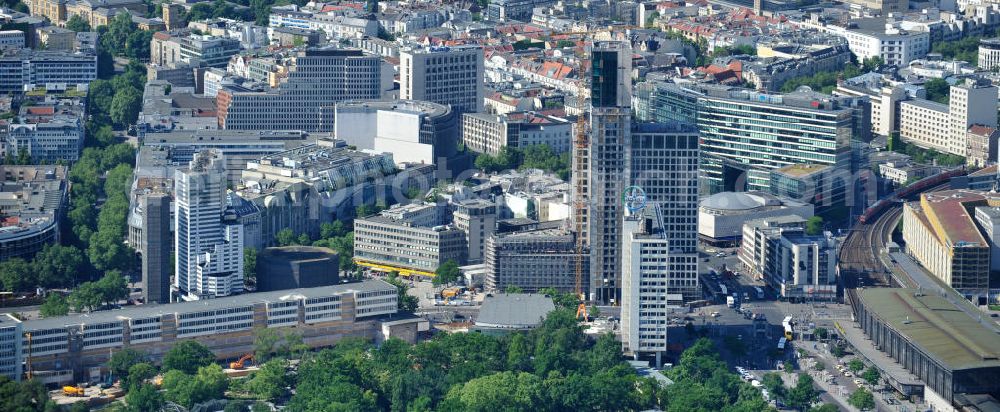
798 341 922 412
794 354 860 412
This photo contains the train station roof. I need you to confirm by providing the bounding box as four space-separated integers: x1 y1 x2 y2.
857 288 1000 372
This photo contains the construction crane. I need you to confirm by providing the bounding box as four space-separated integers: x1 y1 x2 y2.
229 353 254 370
573 109 589 321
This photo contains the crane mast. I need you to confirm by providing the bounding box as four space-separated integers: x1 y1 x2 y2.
573 98 589 320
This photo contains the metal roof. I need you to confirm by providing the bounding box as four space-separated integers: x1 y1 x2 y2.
857 288 1000 372
475 293 555 329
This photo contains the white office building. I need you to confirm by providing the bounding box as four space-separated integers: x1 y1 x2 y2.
333 100 459 166
400 45 484 114
974 206 1000 274
621 205 691 365
461 111 574 155
899 78 998 156
0 314 21 381
826 22 930 66
0 50 97 93
739 216 837 300
174 150 244 300
979 38 1000 70
0 30 24 48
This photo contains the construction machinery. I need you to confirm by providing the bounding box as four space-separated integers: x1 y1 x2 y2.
229 353 254 370
62 386 85 397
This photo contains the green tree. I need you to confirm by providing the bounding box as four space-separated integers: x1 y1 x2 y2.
848 388 875 410
281 331 309 358
443 371 545 411
39 294 69 318
813 327 829 340
861 367 880 385
805 216 824 235
385 276 418 313
645 11 660 27
91 124 116 147
65 14 91 32
0 376 56 412
538 287 579 309
125 362 157 391
162 364 229 408
68 281 102 312
246 359 288 402
924 78 951 104
761 372 787 400
124 30 153 59
254 328 280 361
101 143 137 170
809 404 840 412
847 359 865 373
296 232 311 245
506 285 524 293
831 344 846 358
109 86 142 128
862 56 884 72
887 132 901 152
123 383 164 412
244 247 257 286
786 373 819 410
320 221 347 238
109 348 146 380
34 244 86 288
163 340 215 374
88 228 134 272
275 228 295 246
95 271 129 306
0 258 33 292
433 259 461 286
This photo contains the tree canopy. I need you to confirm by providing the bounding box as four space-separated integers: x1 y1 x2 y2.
163 340 216 375
282 311 769 412
0 376 57 412
848 388 875 410
39 294 69 318
433 259 461 286
474 144 570 180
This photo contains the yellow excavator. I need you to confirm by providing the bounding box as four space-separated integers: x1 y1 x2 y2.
229 353 254 370
62 385 85 397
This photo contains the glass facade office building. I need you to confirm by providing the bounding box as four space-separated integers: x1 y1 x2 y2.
634 81 869 194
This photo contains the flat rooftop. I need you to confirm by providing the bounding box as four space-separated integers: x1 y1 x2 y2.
969 165 998 177
902 98 949 113
773 163 832 178
916 190 990 248
24 280 393 332
336 99 451 118
475 293 555 329
144 130 309 145
857 288 1000 372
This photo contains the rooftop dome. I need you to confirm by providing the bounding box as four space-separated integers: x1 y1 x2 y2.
700 192 767 211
